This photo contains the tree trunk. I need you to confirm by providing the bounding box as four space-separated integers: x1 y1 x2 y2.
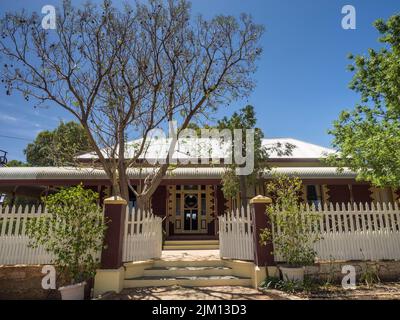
240 175 248 213
136 194 151 212
117 165 130 203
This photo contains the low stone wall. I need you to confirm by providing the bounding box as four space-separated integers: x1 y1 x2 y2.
0 265 60 300
0 265 93 300
305 260 400 282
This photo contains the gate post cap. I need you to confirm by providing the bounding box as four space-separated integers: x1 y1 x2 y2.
104 196 127 205
250 195 272 204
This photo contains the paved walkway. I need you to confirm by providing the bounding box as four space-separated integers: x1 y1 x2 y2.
99 250 291 300
100 286 289 300
161 250 220 261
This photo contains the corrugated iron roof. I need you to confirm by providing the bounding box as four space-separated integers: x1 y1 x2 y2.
77 138 336 161
0 166 356 180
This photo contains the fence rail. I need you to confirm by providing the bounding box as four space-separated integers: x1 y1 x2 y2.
0 205 162 265
219 206 254 261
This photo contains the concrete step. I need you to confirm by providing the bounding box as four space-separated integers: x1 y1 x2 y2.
124 275 252 288
163 244 219 250
143 266 232 277
163 240 219 251
153 259 224 268
164 240 219 245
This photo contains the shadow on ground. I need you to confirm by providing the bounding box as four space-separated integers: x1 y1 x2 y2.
98 285 290 300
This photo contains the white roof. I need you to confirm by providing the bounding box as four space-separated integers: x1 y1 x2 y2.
77 138 335 161
263 138 335 159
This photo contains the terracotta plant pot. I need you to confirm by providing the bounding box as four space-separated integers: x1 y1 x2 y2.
59 282 86 300
279 266 305 282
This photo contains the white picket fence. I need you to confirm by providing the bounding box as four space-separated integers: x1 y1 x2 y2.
219 206 254 261
273 202 400 262
123 207 162 262
0 205 162 265
219 202 400 263
0 205 54 264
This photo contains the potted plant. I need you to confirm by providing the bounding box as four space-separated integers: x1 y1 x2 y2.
26 184 107 300
260 174 320 282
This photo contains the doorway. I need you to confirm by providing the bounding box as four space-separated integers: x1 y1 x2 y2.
168 185 214 235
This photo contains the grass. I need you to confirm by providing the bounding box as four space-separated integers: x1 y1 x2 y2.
261 276 321 294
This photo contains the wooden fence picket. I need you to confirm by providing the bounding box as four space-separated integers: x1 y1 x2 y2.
272 202 400 262
0 205 162 265
219 205 254 261
122 206 162 262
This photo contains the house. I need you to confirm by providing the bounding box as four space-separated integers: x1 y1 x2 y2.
0 137 396 240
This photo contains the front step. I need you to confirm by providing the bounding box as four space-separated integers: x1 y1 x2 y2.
144 266 233 277
163 240 219 250
153 259 223 268
123 258 252 288
124 275 252 288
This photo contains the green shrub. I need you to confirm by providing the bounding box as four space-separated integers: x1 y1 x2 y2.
360 263 381 287
261 276 318 294
26 184 107 284
260 174 321 267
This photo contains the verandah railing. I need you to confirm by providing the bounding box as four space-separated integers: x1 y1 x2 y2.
219 202 400 262
0 205 162 265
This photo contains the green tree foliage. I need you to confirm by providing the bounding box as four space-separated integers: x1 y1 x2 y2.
260 174 320 267
24 121 91 166
218 105 266 202
217 105 293 207
5 159 28 167
328 14 400 188
26 185 107 283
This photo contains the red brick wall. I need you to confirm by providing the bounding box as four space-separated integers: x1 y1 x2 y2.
352 185 372 204
327 185 351 205
327 184 372 205
151 186 167 218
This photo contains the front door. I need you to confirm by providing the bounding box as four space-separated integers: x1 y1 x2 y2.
184 194 199 231
168 185 214 235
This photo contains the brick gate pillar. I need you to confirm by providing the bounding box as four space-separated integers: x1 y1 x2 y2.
250 195 274 267
94 196 127 296
101 196 127 269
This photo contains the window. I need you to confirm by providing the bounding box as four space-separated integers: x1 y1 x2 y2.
128 186 137 208
306 185 322 207
184 185 198 191
176 193 181 215
201 193 206 216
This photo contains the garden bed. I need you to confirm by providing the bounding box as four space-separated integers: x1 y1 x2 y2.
260 277 400 300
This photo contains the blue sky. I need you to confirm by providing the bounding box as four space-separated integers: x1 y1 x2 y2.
0 0 399 161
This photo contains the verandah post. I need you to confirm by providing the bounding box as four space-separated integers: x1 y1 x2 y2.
94 196 127 296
